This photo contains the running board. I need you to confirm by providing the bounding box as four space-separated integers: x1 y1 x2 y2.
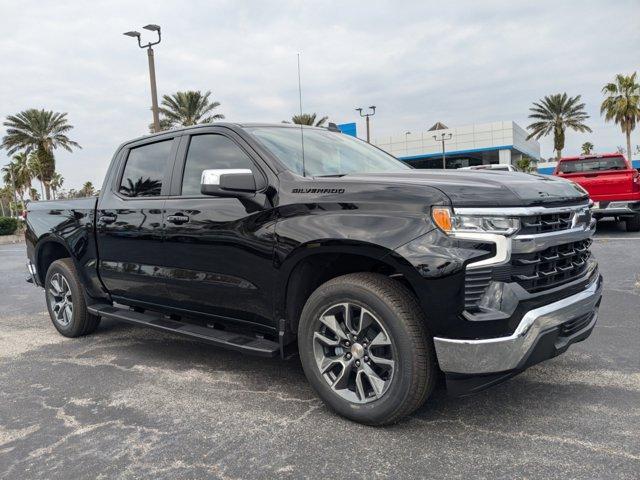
88 304 280 357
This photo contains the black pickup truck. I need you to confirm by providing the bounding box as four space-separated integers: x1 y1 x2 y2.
25 123 602 425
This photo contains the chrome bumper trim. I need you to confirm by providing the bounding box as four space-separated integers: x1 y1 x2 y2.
454 203 590 216
592 202 640 216
512 221 596 253
433 275 602 375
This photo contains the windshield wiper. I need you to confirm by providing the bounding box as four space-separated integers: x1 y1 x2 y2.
315 174 347 177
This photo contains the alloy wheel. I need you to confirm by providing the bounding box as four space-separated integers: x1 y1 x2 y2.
47 272 73 327
313 302 395 404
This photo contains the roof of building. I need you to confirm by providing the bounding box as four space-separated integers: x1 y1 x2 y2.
427 122 449 131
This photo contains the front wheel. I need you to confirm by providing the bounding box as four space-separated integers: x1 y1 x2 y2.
45 258 101 337
298 272 436 425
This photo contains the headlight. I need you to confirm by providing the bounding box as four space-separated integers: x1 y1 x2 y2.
432 207 520 235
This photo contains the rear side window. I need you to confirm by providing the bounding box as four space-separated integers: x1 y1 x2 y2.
559 156 626 173
119 140 174 197
181 134 255 196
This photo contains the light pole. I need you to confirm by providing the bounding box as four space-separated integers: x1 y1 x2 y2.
433 132 453 169
124 24 162 133
405 131 411 154
355 106 376 143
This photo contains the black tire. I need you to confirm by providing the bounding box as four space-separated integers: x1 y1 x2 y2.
44 258 101 337
625 215 640 232
298 272 436 425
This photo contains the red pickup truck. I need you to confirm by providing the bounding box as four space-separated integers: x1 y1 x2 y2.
554 153 640 232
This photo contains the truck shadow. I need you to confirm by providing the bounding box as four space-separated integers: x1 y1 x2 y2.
89 318 628 431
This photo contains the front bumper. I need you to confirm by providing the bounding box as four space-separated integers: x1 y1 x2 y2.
434 273 602 378
592 201 640 217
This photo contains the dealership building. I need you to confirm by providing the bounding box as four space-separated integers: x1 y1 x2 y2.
370 121 541 169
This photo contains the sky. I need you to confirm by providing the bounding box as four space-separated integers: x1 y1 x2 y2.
1 0 638 190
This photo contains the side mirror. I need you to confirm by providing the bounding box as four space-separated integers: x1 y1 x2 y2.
201 169 257 197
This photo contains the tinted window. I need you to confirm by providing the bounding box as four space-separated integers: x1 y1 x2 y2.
247 126 409 176
181 134 255 196
559 156 627 173
119 140 173 197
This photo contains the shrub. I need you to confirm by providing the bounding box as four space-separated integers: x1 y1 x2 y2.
0 217 19 236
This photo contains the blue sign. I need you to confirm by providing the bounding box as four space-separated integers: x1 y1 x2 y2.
337 122 357 137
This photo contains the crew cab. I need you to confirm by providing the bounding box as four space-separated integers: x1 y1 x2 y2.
554 153 640 231
25 123 603 425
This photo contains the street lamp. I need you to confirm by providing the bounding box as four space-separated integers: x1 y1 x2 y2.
433 132 453 169
355 106 376 143
405 131 411 154
124 24 162 133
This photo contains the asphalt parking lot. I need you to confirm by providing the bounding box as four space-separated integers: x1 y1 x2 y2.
0 221 639 479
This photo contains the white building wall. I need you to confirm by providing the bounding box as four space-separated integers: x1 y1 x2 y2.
372 121 540 161
512 122 541 159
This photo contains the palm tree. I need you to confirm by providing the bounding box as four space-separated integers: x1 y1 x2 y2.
287 113 329 127
526 93 592 159
79 181 96 197
50 172 64 200
154 90 225 131
1 109 81 200
0 185 13 216
29 187 40 201
581 142 594 155
601 72 640 162
27 151 46 198
12 152 33 200
1 161 25 209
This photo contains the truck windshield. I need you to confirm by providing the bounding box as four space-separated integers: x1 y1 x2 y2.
559 156 627 173
246 126 410 176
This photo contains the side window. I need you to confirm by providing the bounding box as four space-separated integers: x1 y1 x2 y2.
119 140 173 197
181 134 255 196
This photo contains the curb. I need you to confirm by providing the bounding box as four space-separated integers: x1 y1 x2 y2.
0 234 25 245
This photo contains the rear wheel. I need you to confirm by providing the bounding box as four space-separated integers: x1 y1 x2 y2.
625 215 640 232
45 258 101 337
298 272 436 425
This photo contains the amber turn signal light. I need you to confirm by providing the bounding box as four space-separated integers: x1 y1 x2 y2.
432 207 452 232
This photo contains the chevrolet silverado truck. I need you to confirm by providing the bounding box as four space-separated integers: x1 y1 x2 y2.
554 153 640 231
25 123 603 425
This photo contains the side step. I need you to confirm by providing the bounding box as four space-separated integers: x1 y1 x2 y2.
88 304 280 357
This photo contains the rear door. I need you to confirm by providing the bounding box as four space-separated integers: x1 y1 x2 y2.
161 129 278 329
556 156 634 200
96 135 179 306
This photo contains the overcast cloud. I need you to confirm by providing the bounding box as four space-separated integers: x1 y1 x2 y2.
1 0 638 190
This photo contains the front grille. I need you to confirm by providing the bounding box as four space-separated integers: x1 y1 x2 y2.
464 238 593 311
559 312 593 337
518 211 573 235
509 239 592 293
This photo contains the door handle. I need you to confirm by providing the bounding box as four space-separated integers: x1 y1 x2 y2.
98 214 117 224
166 214 190 225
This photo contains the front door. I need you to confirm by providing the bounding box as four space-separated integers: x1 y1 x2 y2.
96 136 178 307
162 132 277 328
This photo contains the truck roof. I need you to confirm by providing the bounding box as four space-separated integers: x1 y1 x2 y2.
127 122 328 142
559 153 628 162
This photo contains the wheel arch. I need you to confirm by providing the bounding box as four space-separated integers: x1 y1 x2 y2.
277 240 424 336
35 235 74 285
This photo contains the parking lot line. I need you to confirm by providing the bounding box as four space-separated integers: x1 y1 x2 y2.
593 237 640 241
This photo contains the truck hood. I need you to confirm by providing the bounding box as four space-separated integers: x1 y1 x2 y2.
334 170 589 207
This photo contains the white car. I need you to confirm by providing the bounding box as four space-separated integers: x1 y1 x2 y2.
459 164 517 172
